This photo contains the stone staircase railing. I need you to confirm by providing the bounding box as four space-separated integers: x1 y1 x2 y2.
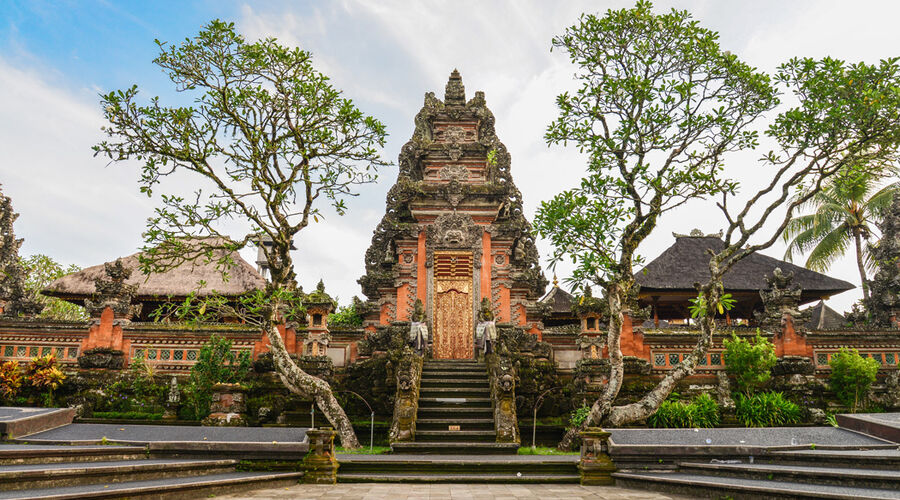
389 346 423 442
485 353 519 444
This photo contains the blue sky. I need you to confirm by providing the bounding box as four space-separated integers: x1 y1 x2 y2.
2 1 898 313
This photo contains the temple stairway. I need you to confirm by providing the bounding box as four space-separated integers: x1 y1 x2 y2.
390 359 519 455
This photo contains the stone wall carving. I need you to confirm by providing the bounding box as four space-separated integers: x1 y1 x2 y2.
425 213 483 268
0 188 43 318
84 260 141 320
486 353 519 444
756 268 809 331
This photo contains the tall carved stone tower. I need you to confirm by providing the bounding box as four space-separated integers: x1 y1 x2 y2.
359 70 547 358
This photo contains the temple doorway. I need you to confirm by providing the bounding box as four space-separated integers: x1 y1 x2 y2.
432 252 474 359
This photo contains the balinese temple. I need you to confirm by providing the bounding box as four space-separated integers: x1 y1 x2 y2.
358 70 548 359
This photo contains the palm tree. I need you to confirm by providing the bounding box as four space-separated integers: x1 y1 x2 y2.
783 168 899 301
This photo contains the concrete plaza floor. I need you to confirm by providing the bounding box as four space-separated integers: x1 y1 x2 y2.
215 483 690 499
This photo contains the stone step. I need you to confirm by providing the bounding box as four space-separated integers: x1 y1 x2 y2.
0 471 305 500
767 450 900 471
417 397 491 408
416 418 495 431
680 462 900 491
414 430 497 443
0 446 148 466
0 459 238 491
338 472 579 483
420 370 488 377
337 455 579 475
612 471 899 500
418 387 491 398
417 407 493 419
0 408 75 440
390 442 519 455
420 378 489 388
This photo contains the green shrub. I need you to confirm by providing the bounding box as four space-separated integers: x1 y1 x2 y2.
723 332 775 396
734 392 801 427
569 403 591 428
183 335 252 420
828 348 879 412
101 355 165 414
648 393 720 428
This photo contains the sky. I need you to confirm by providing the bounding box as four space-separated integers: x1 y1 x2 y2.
1 0 898 314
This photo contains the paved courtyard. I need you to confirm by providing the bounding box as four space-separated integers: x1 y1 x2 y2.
215 483 689 499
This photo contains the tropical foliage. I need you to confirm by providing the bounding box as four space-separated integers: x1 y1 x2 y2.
183 335 251 420
647 393 720 428
828 348 879 412
723 332 776 396
734 392 802 427
25 355 66 406
0 361 22 400
20 254 87 321
783 167 900 300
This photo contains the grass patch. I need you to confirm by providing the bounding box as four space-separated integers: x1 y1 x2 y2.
335 446 392 454
517 446 578 455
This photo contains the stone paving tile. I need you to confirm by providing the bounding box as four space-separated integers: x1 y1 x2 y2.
213 483 689 499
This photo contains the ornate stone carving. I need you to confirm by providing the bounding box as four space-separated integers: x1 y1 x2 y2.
439 164 469 182
756 268 809 331
579 428 616 485
76 347 125 370
486 354 519 444
389 347 423 442
444 69 466 106
302 427 339 484
425 213 483 268
84 260 141 320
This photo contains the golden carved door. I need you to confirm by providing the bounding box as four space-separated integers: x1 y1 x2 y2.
433 252 474 359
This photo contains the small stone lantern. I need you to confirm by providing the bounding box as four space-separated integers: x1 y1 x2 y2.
579 427 616 485
573 286 606 359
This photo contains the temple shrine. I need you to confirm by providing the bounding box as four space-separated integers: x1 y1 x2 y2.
358 70 548 359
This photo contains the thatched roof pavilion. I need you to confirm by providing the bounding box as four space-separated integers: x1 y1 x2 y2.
43 242 266 321
635 232 854 321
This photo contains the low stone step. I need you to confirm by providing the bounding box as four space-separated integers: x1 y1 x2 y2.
0 459 238 491
420 370 487 377
680 462 900 491
417 397 491 408
418 387 491 398
0 446 148 466
390 442 519 455
414 430 496 443
420 378 489 388
612 471 899 500
417 407 493 419
338 472 579 483
337 455 579 475
416 418 495 431
0 471 305 500
767 450 900 471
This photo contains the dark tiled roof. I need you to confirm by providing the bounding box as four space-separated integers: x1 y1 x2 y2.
635 236 854 295
804 301 848 330
539 285 575 314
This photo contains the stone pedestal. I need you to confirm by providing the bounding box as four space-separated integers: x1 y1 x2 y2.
579 427 616 486
202 383 247 426
302 427 339 484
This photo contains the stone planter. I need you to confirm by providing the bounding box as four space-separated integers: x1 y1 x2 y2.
302 427 338 484
579 427 616 486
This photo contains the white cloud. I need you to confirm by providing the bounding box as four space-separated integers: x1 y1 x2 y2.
0 56 152 269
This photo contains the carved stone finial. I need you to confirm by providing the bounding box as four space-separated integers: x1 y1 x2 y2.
553 274 559 287
756 267 809 330
84 259 140 320
444 69 466 106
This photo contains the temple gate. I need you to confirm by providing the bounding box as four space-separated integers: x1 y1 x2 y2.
359 70 548 358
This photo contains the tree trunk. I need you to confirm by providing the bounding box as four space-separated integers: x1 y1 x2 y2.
854 232 870 301
264 321 361 448
558 285 627 450
607 312 716 425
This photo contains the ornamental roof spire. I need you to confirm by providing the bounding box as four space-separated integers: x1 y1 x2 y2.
444 69 466 106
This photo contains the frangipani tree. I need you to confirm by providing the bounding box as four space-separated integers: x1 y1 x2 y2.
537 2 900 447
94 21 389 447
